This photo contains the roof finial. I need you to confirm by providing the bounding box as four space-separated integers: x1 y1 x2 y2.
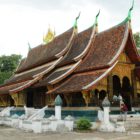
127 0 134 21
73 12 81 28
93 10 100 27
43 25 55 44
28 42 31 51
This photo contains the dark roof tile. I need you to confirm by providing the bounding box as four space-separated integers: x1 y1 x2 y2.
16 28 74 73
48 70 105 94
58 27 93 66
75 23 128 73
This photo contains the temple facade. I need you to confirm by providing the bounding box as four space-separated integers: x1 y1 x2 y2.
0 8 140 111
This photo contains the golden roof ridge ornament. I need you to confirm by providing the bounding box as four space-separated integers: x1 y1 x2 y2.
43 25 55 44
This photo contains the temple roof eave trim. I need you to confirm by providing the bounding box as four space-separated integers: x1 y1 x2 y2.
9 77 39 94
108 23 129 66
73 27 96 61
55 29 77 58
33 56 63 78
82 61 118 90
48 60 82 85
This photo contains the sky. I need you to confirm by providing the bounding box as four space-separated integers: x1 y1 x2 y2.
0 0 140 57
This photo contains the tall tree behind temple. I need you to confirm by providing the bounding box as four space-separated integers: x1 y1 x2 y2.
0 54 22 84
133 32 140 53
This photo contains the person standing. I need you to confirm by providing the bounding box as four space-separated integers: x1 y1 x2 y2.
120 100 128 121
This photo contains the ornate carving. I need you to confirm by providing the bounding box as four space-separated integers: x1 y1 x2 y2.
46 93 56 106
18 92 26 106
0 95 8 106
119 52 131 63
82 91 91 107
10 93 18 107
136 80 140 90
112 52 135 84
95 78 107 91
10 92 26 107
112 63 134 84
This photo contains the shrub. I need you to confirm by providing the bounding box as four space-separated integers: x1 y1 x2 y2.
76 118 92 130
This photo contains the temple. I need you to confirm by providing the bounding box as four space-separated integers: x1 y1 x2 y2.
0 6 140 111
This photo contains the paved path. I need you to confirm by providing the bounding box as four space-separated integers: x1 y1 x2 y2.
0 126 140 140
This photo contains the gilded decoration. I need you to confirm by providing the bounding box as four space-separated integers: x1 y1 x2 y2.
10 92 26 106
18 92 26 106
95 78 107 91
112 52 134 83
82 91 91 106
136 79 140 94
10 93 18 106
46 93 56 106
0 95 8 106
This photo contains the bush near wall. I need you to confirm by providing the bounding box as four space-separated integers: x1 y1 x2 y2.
76 118 92 130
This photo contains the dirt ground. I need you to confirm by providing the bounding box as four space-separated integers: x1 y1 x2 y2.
0 126 140 140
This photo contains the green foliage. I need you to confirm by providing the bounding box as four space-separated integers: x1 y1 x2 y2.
0 71 13 84
76 118 92 130
0 54 22 72
0 54 22 84
133 32 140 48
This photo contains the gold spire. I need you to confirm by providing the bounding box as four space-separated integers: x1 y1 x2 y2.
43 26 55 44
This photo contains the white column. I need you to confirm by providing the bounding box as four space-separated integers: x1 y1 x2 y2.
55 106 61 120
103 107 109 124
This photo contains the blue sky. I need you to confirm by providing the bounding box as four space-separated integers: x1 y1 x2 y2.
0 0 139 57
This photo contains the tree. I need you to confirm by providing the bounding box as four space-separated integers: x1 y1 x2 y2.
0 54 22 84
133 32 140 48
133 32 140 54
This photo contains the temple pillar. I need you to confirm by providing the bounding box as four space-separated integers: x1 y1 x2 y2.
82 91 90 107
10 92 26 107
45 93 56 106
0 95 8 107
107 74 113 101
10 93 18 107
18 91 26 106
131 70 137 105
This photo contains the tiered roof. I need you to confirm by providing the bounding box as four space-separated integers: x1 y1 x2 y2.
0 5 140 96
0 25 77 94
49 23 140 94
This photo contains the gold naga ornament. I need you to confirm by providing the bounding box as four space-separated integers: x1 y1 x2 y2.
43 26 55 44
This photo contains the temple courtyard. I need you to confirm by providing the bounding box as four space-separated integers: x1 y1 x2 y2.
0 125 140 140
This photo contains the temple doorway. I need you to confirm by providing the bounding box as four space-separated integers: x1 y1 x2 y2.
113 75 121 96
122 76 132 111
94 89 99 106
26 92 34 107
71 92 85 107
9 95 14 106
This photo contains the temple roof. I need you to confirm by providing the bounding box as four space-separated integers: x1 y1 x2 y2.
47 21 140 94
16 27 75 73
48 62 117 94
34 61 81 87
5 64 51 85
1 12 140 95
0 80 29 95
33 25 96 86
75 23 129 73
57 27 93 67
